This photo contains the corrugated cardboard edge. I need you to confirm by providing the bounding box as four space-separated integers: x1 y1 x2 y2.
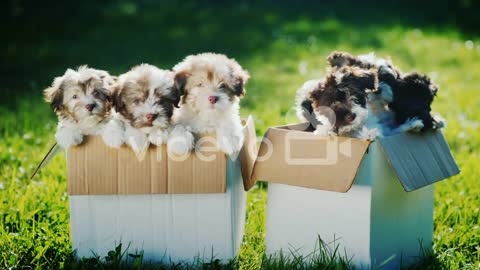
239 115 258 191
251 123 371 192
378 130 460 192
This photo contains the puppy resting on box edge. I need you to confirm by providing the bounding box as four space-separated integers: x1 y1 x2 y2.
296 65 379 139
44 66 115 149
172 53 250 155
327 51 445 136
103 64 194 154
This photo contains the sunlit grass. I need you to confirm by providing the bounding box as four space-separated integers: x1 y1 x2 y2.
1 2 479 269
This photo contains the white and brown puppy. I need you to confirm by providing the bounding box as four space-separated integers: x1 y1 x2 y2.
172 53 249 155
103 64 192 153
44 66 115 149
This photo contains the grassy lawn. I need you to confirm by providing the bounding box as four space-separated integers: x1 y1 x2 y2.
1 1 479 269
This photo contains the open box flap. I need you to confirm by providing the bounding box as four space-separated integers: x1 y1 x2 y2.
252 123 371 192
239 115 258 191
378 130 460 192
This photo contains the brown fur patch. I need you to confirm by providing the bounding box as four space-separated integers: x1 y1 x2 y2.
173 71 189 104
327 51 375 70
207 70 214 81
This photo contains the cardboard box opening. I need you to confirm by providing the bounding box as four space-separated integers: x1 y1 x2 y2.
252 123 459 193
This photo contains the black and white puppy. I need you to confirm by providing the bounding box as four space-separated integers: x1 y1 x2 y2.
296 65 378 139
327 51 445 136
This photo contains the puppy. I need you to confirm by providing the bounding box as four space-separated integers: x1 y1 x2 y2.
44 66 115 149
104 64 192 153
172 53 249 155
328 51 444 135
296 65 378 138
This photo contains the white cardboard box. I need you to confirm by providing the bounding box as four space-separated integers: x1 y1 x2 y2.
35 117 257 263
252 123 459 269
69 157 247 263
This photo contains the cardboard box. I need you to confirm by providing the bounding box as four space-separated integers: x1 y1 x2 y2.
63 116 257 262
252 123 459 269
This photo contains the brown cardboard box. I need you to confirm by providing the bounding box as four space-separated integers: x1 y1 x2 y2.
35 116 257 195
252 122 459 192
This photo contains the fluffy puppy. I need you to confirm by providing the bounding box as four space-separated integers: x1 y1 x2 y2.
104 64 192 153
44 66 115 149
328 51 444 135
172 53 249 155
376 70 443 134
296 66 378 138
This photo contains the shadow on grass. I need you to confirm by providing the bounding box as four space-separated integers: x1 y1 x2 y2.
64 237 448 270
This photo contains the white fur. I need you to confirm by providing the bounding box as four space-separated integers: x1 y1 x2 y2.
102 116 125 148
173 103 244 156
295 79 322 124
167 125 195 155
313 113 334 136
172 53 248 156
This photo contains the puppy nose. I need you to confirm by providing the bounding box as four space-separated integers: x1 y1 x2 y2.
208 96 219 104
350 113 356 120
146 113 158 122
85 104 95 112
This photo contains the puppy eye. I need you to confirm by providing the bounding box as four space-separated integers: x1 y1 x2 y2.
218 83 226 90
72 94 78 99
197 82 203 87
133 99 141 105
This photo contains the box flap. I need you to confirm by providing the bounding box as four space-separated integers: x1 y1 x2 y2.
30 142 63 180
239 115 258 191
252 123 371 192
378 130 460 192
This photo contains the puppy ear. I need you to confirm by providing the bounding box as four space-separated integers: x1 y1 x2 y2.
111 84 126 114
327 51 354 68
43 77 64 112
403 72 437 96
358 69 378 91
230 67 249 97
172 71 189 107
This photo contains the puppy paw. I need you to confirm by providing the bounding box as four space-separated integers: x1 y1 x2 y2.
400 118 424 133
357 127 380 140
56 128 83 149
167 126 194 155
313 125 332 137
433 115 447 129
410 120 424 132
148 130 168 146
217 132 244 156
103 132 125 148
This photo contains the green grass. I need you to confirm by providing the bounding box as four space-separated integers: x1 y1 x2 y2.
1 1 479 269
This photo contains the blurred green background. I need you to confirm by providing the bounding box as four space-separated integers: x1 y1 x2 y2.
1 0 479 269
